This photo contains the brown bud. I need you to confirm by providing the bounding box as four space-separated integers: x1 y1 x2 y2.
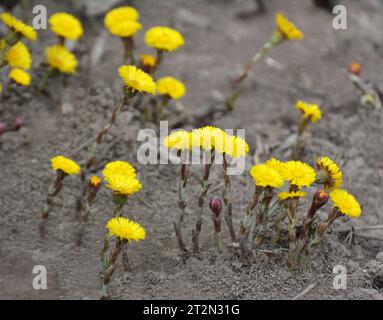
348 62 361 76
209 198 222 217
313 189 329 210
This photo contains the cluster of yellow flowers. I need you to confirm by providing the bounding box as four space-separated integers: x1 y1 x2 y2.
249 157 360 218
164 126 249 158
0 13 36 89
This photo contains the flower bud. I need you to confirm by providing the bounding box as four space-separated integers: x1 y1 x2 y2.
87 176 101 202
313 189 329 210
0 122 7 135
13 117 24 131
348 62 361 76
209 198 222 217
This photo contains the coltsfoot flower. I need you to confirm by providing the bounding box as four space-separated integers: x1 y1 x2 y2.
104 7 141 38
46 45 78 74
118 65 156 95
6 41 31 70
316 156 342 190
164 130 192 151
265 158 285 176
1 13 37 42
9 68 31 86
275 13 303 40
278 191 307 200
191 126 226 152
282 161 316 188
145 26 184 52
329 189 361 218
49 13 84 41
250 164 284 189
295 101 322 123
157 76 186 100
222 135 249 159
51 155 80 175
103 161 137 181
105 174 142 196
107 217 145 242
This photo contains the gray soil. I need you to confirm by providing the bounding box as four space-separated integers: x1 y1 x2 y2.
0 0 383 300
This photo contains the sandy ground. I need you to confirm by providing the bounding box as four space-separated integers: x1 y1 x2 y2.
0 0 383 299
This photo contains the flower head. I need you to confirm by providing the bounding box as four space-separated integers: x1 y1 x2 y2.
104 7 141 38
145 26 184 52
6 41 31 70
250 164 284 189
191 126 226 152
275 13 303 40
278 191 307 200
49 13 83 41
105 174 142 196
118 65 156 95
330 189 361 218
282 161 316 188
1 13 37 41
348 62 361 76
265 158 285 176
221 134 249 158
296 101 322 123
46 45 78 74
157 76 186 100
51 155 80 175
103 160 136 181
316 156 342 191
164 130 192 151
9 68 31 86
107 217 145 242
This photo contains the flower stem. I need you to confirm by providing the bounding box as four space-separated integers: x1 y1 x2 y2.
39 170 65 238
222 154 237 243
174 151 189 259
239 186 262 258
254 187 274 246
225 38 277 112
192 150 214 255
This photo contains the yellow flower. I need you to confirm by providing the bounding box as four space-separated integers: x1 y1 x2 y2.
250 164 284 188
90 176 101 187
118 65 156 95
1 13 37 41
107 217 145 242
140 54 156 68
191 126 226 152
103 161 136 182
6 41 31 70
105 174 142 196
51 155 80 175
278 191 307 200
106 20 141 38
46 45 78 74
275 13 303 40
295 100 322 123
164 130 192 151
104 6 140 38
316 156 342 191
282 161 316 188
265 158 285 176
330 189 361 218
49 13 83 41
156 76 186 100
145 26 184 52
8 68 31 86
222 134 249 158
